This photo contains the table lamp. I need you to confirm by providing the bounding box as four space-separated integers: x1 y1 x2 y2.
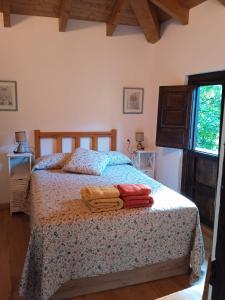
15 131 27 153
135 132 144 150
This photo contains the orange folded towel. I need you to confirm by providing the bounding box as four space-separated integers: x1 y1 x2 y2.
116 184 151 197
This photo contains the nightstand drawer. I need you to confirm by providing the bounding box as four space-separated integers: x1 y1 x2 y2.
7 152 33 216
9 178 29 214
10 177 29 192
10 191 27 213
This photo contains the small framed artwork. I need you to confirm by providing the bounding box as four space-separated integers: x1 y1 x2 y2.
0 81 18 111
123 87 144 114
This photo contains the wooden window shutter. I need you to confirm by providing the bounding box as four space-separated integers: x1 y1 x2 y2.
156 85 195 149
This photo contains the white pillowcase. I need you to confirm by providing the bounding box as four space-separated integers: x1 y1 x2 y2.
63 148 110 175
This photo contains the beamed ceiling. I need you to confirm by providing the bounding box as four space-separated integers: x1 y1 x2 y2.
0 0 224 43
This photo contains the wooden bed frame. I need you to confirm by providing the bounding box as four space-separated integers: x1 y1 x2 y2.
51 256 190 300
34 129 190 300
34 129 117 158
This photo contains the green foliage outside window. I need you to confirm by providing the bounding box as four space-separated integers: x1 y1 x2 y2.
194 85 222 154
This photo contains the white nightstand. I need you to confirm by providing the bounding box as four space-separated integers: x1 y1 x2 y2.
132 149 156 178
7 153 33 215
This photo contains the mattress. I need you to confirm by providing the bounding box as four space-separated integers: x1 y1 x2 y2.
20 164 205 300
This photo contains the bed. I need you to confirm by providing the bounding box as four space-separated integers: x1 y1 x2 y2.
20 129 205 300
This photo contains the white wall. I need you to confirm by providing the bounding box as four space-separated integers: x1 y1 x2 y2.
153 0 225 191
0 14 157 203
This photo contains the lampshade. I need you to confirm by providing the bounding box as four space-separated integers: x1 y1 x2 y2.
135 132 144 142
15 131 27 143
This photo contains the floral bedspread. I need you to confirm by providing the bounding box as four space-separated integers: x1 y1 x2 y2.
20 165 205 300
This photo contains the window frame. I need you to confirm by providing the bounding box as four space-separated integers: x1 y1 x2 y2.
192 84 223 155
188 71 225 156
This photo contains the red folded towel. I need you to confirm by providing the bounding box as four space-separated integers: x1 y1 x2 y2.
123 199 150 206
116 184 151 197
123 196 154 206
123 195 152 201
124 202 153 209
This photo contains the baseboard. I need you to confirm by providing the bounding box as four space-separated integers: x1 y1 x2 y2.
0 203 10 211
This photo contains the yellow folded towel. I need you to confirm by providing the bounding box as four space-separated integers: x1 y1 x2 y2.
84 197 124 213
81 186 120 201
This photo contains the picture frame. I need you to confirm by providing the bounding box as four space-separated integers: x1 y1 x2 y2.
0 81 18 111
123 87 144 114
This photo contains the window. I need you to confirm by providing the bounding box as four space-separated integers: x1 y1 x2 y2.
155 71 225 227
156 71 225 152
193 85 223 155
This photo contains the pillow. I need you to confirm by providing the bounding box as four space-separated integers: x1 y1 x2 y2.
33 153 71 171
107 151 132 166
63 148 110 175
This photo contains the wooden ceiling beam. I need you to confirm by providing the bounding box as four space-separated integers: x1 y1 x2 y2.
2 0 11 27
218 0 225 5
106 0 128 36
130 0 160 43
150 0 189 25
59 0 72 32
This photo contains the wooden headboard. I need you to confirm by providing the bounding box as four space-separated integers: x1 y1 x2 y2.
34 129 117 158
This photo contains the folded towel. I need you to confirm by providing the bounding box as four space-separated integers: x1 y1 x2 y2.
123 198 154 206
124 202 152 209
116 184 151 197
123 195 154 208
84 197 123 213
81 186 120 200
123 195 153 201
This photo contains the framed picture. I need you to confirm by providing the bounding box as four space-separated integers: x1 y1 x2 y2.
0 81 17 111
123 87 144 114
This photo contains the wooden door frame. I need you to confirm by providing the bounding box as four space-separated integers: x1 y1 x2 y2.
211 144 225 299
181 71 225 227
182 150 218 227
